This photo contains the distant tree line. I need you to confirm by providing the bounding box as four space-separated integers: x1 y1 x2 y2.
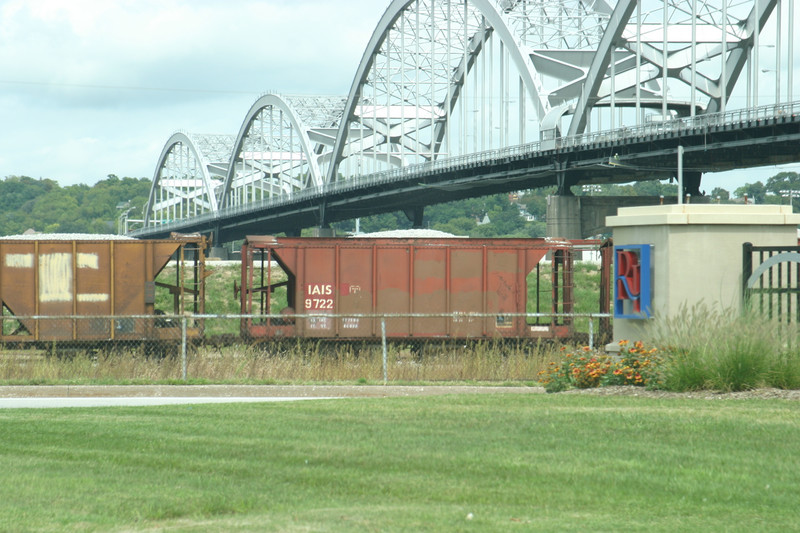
729 171 800 206
1 171 797 238
0 175 151 236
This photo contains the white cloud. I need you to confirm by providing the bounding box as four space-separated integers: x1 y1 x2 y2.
1 0 380 104
0 0 797 192
0 0 385 184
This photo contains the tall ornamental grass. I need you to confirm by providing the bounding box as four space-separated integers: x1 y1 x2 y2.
653 304 800 392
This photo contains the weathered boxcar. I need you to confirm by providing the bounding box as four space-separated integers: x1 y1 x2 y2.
0 234 206 346
240 235 603 341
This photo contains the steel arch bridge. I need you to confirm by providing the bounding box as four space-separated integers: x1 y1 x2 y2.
142 0 792 236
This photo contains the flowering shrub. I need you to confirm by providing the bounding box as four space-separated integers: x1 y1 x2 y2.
538 341 663 393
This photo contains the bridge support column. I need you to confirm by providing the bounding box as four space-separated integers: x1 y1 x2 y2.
403 207 425 229
311 226 335 237
546 195 582 239
208 227 229 259
682 171 703 198
555 159 573 196
208 246 228 259
310 200 335 236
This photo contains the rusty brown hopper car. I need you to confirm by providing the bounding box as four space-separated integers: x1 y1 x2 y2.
240 236 594 341
0 234 206 345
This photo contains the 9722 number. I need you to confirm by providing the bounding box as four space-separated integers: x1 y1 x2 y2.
305 298 334 310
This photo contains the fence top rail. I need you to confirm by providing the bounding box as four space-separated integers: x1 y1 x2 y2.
744 244 800 253
3 312 613 321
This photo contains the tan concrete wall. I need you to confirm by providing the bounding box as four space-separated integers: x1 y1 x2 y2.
607 204 800 345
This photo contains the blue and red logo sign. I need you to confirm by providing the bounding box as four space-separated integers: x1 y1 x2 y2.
614 244 652 319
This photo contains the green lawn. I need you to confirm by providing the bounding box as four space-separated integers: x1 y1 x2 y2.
1 394 797 532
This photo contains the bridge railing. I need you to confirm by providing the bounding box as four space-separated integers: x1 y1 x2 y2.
135 100 800 235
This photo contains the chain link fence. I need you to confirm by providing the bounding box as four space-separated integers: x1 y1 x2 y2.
1 312 611 383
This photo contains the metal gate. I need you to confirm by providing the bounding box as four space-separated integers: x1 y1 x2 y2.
742 242 800 322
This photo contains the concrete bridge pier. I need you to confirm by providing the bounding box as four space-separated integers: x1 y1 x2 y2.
545 194 711 239
311 226 335 237
546 195 582 240
208 227 229 259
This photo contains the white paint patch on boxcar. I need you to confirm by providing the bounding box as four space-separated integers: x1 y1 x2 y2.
39 253 73 302
77 253 99 269
5 253 33 268
77 293 109 302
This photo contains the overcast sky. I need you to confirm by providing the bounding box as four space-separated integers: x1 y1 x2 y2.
0 0 794 193
0 0 386 186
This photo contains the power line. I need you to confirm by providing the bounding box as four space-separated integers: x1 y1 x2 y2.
0 79 261 96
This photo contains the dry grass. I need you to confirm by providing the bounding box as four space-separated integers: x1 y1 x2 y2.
188 339 557 383
0 348 184 383
0 339 561 384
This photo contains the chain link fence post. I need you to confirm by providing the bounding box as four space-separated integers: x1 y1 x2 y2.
181 316 188 381
381 317 388 385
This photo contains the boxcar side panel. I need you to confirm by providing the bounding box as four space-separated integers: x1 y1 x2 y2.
337 246 375 338
448 248 484 338
1 242 36 316
114 242 146 316
299 246 336 337
113 242 148 341
375 246 411 336
0 242 37 339
485 249 521 337
412 246 448 336
75 242 113 340
35 242 74 339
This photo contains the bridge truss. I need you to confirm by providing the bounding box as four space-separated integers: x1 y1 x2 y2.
143 0 791 233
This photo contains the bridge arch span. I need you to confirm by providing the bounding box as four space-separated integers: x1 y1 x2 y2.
145 132 234 226
326 0 557 186
219 93 347 210
569 1 779 136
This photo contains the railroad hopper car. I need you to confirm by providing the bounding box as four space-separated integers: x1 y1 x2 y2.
0 234 206 347
240 236 608 341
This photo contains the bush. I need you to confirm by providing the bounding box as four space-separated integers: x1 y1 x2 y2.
538 341 663 393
